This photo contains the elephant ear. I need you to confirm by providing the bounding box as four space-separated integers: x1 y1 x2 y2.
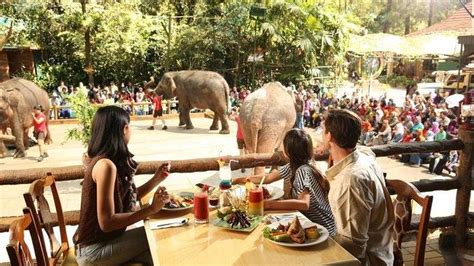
5 88 21 107
163 73 177 96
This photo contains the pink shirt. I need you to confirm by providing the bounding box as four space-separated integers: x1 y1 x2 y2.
235 116 244 140
33 112 46 132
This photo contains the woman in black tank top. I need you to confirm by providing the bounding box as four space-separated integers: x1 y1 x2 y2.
75 105 170 266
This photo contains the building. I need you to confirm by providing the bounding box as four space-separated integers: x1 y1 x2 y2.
0 46 42 82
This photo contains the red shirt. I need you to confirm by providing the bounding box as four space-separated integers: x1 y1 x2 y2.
33 112 46 132
361 120 372 133
153 96 162 110
235 116 244 140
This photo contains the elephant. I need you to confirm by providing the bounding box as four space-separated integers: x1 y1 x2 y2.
0 78 51 158
239 82 296 175
150 70 230 134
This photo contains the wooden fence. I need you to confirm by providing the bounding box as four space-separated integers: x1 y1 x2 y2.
0 129 472 248
49 100 180 120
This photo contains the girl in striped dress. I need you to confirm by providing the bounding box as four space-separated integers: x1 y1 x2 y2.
234 128 336 235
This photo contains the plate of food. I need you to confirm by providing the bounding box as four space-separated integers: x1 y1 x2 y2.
263 185 284 201
149 191 194 211
214 206 262 233
263 216 329 247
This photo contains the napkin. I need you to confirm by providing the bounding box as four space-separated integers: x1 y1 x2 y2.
266 213 318 229
150 217 189 230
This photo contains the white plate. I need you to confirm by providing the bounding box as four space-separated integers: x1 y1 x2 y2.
264 185 284 201
264 221 329 247
149 191 194 211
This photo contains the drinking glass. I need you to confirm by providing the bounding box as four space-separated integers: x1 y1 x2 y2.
248 188 264 216
193 192 209 224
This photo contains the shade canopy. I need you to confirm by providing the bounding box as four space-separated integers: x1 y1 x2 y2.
349 32 462 57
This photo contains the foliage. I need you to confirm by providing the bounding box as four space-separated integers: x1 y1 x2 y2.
12 63 65 91
0 0 463 90
65 91 97 146
378 74 416 88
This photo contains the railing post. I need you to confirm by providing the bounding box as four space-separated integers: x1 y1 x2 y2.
455 127 474 247
54 105 59 120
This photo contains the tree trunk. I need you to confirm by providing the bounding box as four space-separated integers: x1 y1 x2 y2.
428 0 434 26
404 16 410 35
404 0 411 35
382 0 392 33
80 0 94 87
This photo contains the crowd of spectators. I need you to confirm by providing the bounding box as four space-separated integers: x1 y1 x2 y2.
49 81 179 119
290 81 461 176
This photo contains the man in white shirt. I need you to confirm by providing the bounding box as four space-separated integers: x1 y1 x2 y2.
320 109 394 265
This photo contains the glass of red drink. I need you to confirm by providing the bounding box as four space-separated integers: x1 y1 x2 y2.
248 188 264 216
194 192 209 223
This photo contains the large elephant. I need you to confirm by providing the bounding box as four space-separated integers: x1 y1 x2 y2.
0 78 51 158
152 70 230 134
240 82 296 175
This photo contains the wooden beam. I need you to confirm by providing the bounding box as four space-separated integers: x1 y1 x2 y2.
0 139 465 185
366 139 464 158
0 210 79 233
0 134 15 141
410 215 456 231
387 179 461 195
455 128 474 247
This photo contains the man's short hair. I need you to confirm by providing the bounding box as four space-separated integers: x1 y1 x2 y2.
324 109 361 149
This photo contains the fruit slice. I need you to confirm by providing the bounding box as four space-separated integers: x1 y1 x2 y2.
217 158 225 167
272 233 291 242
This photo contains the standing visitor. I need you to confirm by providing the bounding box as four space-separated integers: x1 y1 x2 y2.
148 91 167 130
32 105 48 162
229 108 246 172
319 110 394 265
294 92 304 129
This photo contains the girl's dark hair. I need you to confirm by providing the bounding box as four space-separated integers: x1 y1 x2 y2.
283 129 330 195
87 105 137 177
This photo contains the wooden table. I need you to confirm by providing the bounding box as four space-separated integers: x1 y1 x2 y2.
144 208 360 266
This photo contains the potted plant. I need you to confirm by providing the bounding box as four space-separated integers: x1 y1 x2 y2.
64 91 98 166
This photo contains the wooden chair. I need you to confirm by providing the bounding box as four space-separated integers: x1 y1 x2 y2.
386 179 433 266
23 173 77 265
6 208 45 266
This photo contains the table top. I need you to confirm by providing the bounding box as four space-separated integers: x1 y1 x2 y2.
144 208 360 266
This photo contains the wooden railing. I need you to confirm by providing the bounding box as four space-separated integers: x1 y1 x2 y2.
49 100 180 120
0 129 472 248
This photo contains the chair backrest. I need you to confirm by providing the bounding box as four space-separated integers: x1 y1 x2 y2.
23 172 69 265
6 208 45 266
386 179 433 266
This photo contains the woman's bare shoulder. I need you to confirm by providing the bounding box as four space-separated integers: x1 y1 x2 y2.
92 158 116 181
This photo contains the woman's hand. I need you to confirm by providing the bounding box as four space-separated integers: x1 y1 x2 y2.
150 186 169 213
154 162 171 181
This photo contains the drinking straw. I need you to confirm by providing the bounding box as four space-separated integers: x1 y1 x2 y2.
259 175 266 188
